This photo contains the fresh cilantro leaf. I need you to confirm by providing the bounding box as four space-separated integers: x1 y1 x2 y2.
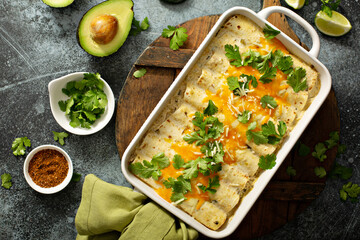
162 25 188 50
321 0 341 17
259 67 277 84
325 131 339 149
225 44 243 67
11 137 31 156
183 132 206 146
241 74 258 88
277 121 287 137
286 166 296 176
298 142 311 156
163 175 191 203
256 51 272 73
271 50 293 74
58 101 66 112
204 100 218 116
71 172 81 182
1 173 12 189
170 192 187 203
140 17 149 30
261 121 278 137
287 67 307 93
238 110 252 124
314 166 326 178
227 76 241 91
133 68 147 78
198 176 220 194
340 182 360 202
329 162 353 180
182 158 208 179
129 153 170 180
52 131 68 145
337 144 347 156
151 153 170 169
261 120 286 145
258 154 276 170
172 154 185 169
242 49 261 67
260 95 278 109
130 17 150 36
246 122 268 145
263 24 280 40
312 143 327 162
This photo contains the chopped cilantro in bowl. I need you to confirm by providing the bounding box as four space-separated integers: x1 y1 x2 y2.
48 72 115 135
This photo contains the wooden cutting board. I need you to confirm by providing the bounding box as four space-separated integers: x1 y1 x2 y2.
115 0 340 239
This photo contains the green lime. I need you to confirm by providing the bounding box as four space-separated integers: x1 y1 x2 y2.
315 10 352 37
285 0 305 9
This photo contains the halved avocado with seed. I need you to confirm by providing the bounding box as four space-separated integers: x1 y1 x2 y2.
78 0 134 57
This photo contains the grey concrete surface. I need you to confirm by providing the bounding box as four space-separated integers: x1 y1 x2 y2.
1 0 359 239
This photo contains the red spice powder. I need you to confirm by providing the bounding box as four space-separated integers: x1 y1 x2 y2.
28 149 69 188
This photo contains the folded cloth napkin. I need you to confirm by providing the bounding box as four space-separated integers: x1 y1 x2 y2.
75 174 198 240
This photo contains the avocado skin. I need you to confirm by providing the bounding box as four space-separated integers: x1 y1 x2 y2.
42 0 74 8
77 0 134 57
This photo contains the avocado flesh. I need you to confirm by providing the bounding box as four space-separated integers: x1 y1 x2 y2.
78 0 134 57
42 0 74 8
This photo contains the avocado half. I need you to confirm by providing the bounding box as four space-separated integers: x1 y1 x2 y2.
42 0 74 8
78 0 134 57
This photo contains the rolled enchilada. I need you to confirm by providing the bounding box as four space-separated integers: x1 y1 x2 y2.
129 15 320 230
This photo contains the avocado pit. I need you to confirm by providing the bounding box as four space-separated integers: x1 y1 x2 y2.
90 14 118 45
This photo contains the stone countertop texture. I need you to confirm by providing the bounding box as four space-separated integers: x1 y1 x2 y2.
1 0 359 239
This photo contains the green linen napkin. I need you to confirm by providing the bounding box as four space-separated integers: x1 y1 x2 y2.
75 174 198 240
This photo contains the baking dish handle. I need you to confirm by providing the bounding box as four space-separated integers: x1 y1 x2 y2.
257 6 320 58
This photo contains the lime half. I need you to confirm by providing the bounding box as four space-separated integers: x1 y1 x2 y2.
315 10 352 37
285 0 305 9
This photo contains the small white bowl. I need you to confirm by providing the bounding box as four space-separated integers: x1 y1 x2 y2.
48 72 115 135
23 145 73 194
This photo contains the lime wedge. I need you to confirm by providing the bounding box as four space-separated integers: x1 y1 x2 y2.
315 10 352 37
285 0 305 9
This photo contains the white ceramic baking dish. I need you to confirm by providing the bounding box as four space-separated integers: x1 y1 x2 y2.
121 6 331 239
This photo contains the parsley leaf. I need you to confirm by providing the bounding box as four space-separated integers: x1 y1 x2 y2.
337 144 347 156
198 176 220 194
172 154 185 169
263 24 280 40
130 17 150 36
224 44 243 67
325 131 339 149
163 175 191 203
259 67 277 84
287 67 307 93
329 162 353 180
340 182 360 202
71 172 81 182
286 166 296 176
11 137 31 156
133 68 147 78
312 143 327 162
129 153 170 180
238 110 252 124
260 95 278 109
258 154 276 170
314 166 327 178
52 131 68 145
204 100 218 116
298 142 311 156
321 0 341 17
162 25 188 50
1 173 12 189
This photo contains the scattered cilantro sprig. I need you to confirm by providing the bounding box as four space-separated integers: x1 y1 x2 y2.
198 176 220 194
52 131 68 145
321 0 341 17
11 137 31 156
314 166 327 178
238 110 252 124
71 172 82 182
340 182 360 203
58 73 108 129
163 175 191 203
162 25 188 50
312 143 327 162
263 24 280 40
129 153 170 180
246 120 286 145
130 17 150 36
286 166 296 176
258 154 276 170
260 95 278 109
287 67 308 93
1 173 12 189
